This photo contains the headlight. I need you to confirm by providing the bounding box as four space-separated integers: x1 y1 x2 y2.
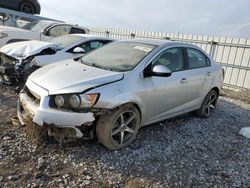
78 93 99 108
0 32 8 39
69 94 81 108
55 95 64 107
54 93 99 109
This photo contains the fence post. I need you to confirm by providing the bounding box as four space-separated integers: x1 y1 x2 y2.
130 33 135 39
209 40 217 58
163 36 170 40
105 31 110 38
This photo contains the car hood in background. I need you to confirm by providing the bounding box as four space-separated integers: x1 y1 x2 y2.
0 26 31 33
28 59 124 95
0 40 56 60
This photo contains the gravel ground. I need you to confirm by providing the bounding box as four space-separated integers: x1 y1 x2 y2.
0 86 249 188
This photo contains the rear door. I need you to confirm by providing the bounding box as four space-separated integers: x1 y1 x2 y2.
183 47 212 109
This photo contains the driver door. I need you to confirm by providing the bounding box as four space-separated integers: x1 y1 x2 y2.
143 47 189 123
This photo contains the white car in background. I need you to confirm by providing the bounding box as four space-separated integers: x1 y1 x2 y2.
0 20 89 47
0 34 113 85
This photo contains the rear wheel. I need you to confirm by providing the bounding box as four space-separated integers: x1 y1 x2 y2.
96 104 140 150
196 90 218 118
19 1 36 14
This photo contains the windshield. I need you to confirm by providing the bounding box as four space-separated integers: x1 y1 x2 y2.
22 21 54 32
48 35 84 50
81 42 157 72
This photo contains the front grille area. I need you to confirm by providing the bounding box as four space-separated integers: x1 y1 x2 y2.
24 87 41 106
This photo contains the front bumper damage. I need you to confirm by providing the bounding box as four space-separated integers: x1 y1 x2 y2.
0 64 16 85
17 80 96 142
0 53 35 85
0 53 16 84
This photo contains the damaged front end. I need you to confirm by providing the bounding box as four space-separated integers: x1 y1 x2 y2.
0 48 56 86
0 53 35 86
0 52 19 84
17 80 104 144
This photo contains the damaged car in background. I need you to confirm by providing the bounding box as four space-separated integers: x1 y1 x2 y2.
0 34 114 86
0 20 89 47
17 39 224 150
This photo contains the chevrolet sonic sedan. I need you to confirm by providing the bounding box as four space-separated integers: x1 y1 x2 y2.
17 39 224 150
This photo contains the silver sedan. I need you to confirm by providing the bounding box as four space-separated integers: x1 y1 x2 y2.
18 39 224 150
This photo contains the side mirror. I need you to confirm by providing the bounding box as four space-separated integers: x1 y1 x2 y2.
151 65 172 77
73 47 85 54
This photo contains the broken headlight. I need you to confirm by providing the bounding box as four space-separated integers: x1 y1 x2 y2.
54 93 100 109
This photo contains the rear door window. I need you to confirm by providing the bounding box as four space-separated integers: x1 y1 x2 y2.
47 25 72 37
187 48 210 69
70 27 86 34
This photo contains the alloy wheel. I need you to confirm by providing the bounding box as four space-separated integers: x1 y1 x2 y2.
20 2 35 14
205 93 217 116
111 110 137 146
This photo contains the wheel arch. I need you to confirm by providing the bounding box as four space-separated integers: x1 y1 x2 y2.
113 102 142 122
211 87 220 95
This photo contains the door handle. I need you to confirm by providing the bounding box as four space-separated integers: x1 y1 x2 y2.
207 72 211 76
180 78 187 83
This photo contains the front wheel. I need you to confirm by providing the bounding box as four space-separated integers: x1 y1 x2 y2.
96 104 141 150
196 90 219 118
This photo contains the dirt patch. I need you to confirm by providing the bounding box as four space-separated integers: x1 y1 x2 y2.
221 88 250 104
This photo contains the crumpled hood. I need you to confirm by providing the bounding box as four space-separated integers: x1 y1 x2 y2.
28 59 124 95
0 40 56 60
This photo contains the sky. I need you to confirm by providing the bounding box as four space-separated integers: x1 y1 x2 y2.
39 0 250 38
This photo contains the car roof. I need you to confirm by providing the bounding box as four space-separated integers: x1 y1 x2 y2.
36 20 87 30
35 20 61 25
71 34 114 40
118 39 198 48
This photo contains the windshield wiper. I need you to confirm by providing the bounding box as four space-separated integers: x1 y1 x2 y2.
80 59 113 71
91 63 114 71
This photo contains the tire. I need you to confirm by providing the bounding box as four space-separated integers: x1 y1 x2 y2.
196 90 218 118
96 104 141 150
19 1 36 14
